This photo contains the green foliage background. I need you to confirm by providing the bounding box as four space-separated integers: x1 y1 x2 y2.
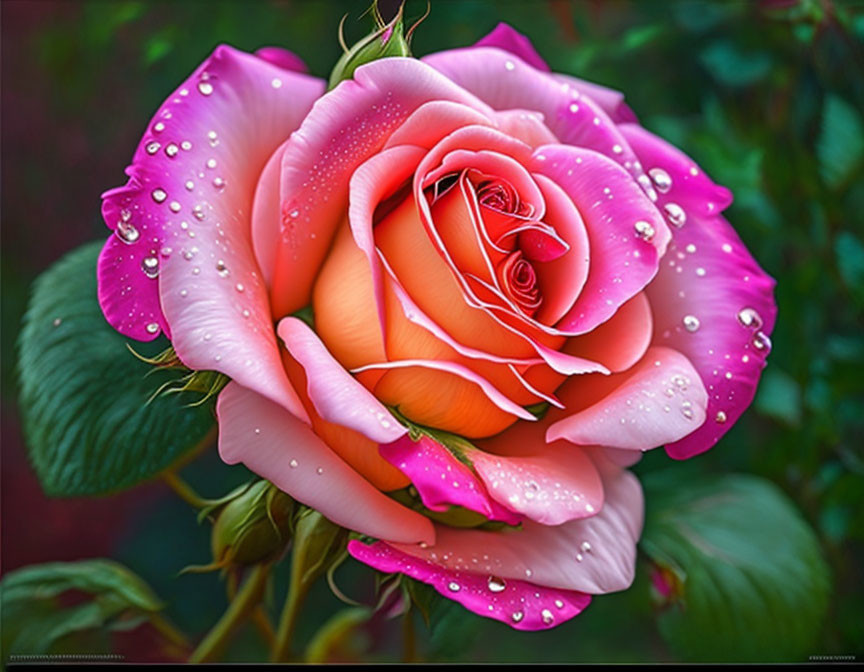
1 0 862 663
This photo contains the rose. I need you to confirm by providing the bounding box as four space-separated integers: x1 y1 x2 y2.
97 22 776 630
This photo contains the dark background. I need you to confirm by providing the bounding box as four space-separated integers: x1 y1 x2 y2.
2 0 863 663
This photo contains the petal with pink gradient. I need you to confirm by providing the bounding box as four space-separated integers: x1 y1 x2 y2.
472 23 637 123
254 46 309 73
532 145 670 334
474 23 551 72
379 434 521 525
468 441 604 526
277 317 407 444
384 100 493 150
270 58 492 317
217 382 433 544
99 45 323 342
348 540 591 630
547 346 708 451
422 47 642 175
251 139 288 287
100 46 323 418
619 124 776 459
391 466 643 594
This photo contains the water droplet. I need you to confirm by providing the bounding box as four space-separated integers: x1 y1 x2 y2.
153 121 165 133
715 410 727 423
52 317 62 327
569 102 580 113
554 599 565 609
504 60 515 71
198 81 213 96
612 143 623 154
216 260 229 277
235 283 244 292
115 220 139 244
576 553 584 562
511 611 524 623
141 256 159 278
165 143 179 158
206 158 217 169
151 188 167 203
737 307 763 329
752 331 772 353
649 167 672 193
581 541 592 553
271 78 282 89
185 180 195 191
541 609 554 625
212 177 225 189
663 202 686 227
487 576 506 593
145 322 159 334
146 141 160 155
181 140 192 151
447 582 461 592
289 459 298 468
634 220 655 241
169 201 182 213
193 204 206 221
681 401 694 419
316 467 324 475
683 315 700 332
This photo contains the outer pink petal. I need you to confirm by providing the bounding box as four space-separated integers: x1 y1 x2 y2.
270 58 492 317
276 317 407 444
547 346 708 451
254 46 309 73
474 22 551 72
532 145 670 334
422 47 643 178
217 382 433 544
348 540 591 630
99 45 323 342
378 435 521 525
619 124 777 458
471 23 636 123
390 466 643 594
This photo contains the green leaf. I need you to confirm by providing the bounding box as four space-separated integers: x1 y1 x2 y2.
818 95 864 190
699 41 772 87
754 368 803 426
0 559 168 656
17 241 217 496
640 472 831 662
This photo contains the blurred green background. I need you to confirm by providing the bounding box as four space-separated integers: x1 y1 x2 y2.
1 0 863 663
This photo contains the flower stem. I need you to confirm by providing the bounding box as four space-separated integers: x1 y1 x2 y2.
270 574 312 662
189 563 271 663
402 610 417 662
162 470 209 509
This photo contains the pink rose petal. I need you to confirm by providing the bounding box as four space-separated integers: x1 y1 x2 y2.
217 382 433 545
348 540 591 631
379 434 521 525
619 124 776 458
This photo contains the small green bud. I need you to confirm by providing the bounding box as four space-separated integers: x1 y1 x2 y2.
328 2 411 90
210 480 294 568
290 508 349 591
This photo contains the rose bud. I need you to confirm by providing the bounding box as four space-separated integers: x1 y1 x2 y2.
210 480 294 568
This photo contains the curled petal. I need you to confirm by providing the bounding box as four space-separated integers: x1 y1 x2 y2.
474 22 551 72
277 317 406 444
547 346 708 451
379 434 521 524
217 382 433 544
